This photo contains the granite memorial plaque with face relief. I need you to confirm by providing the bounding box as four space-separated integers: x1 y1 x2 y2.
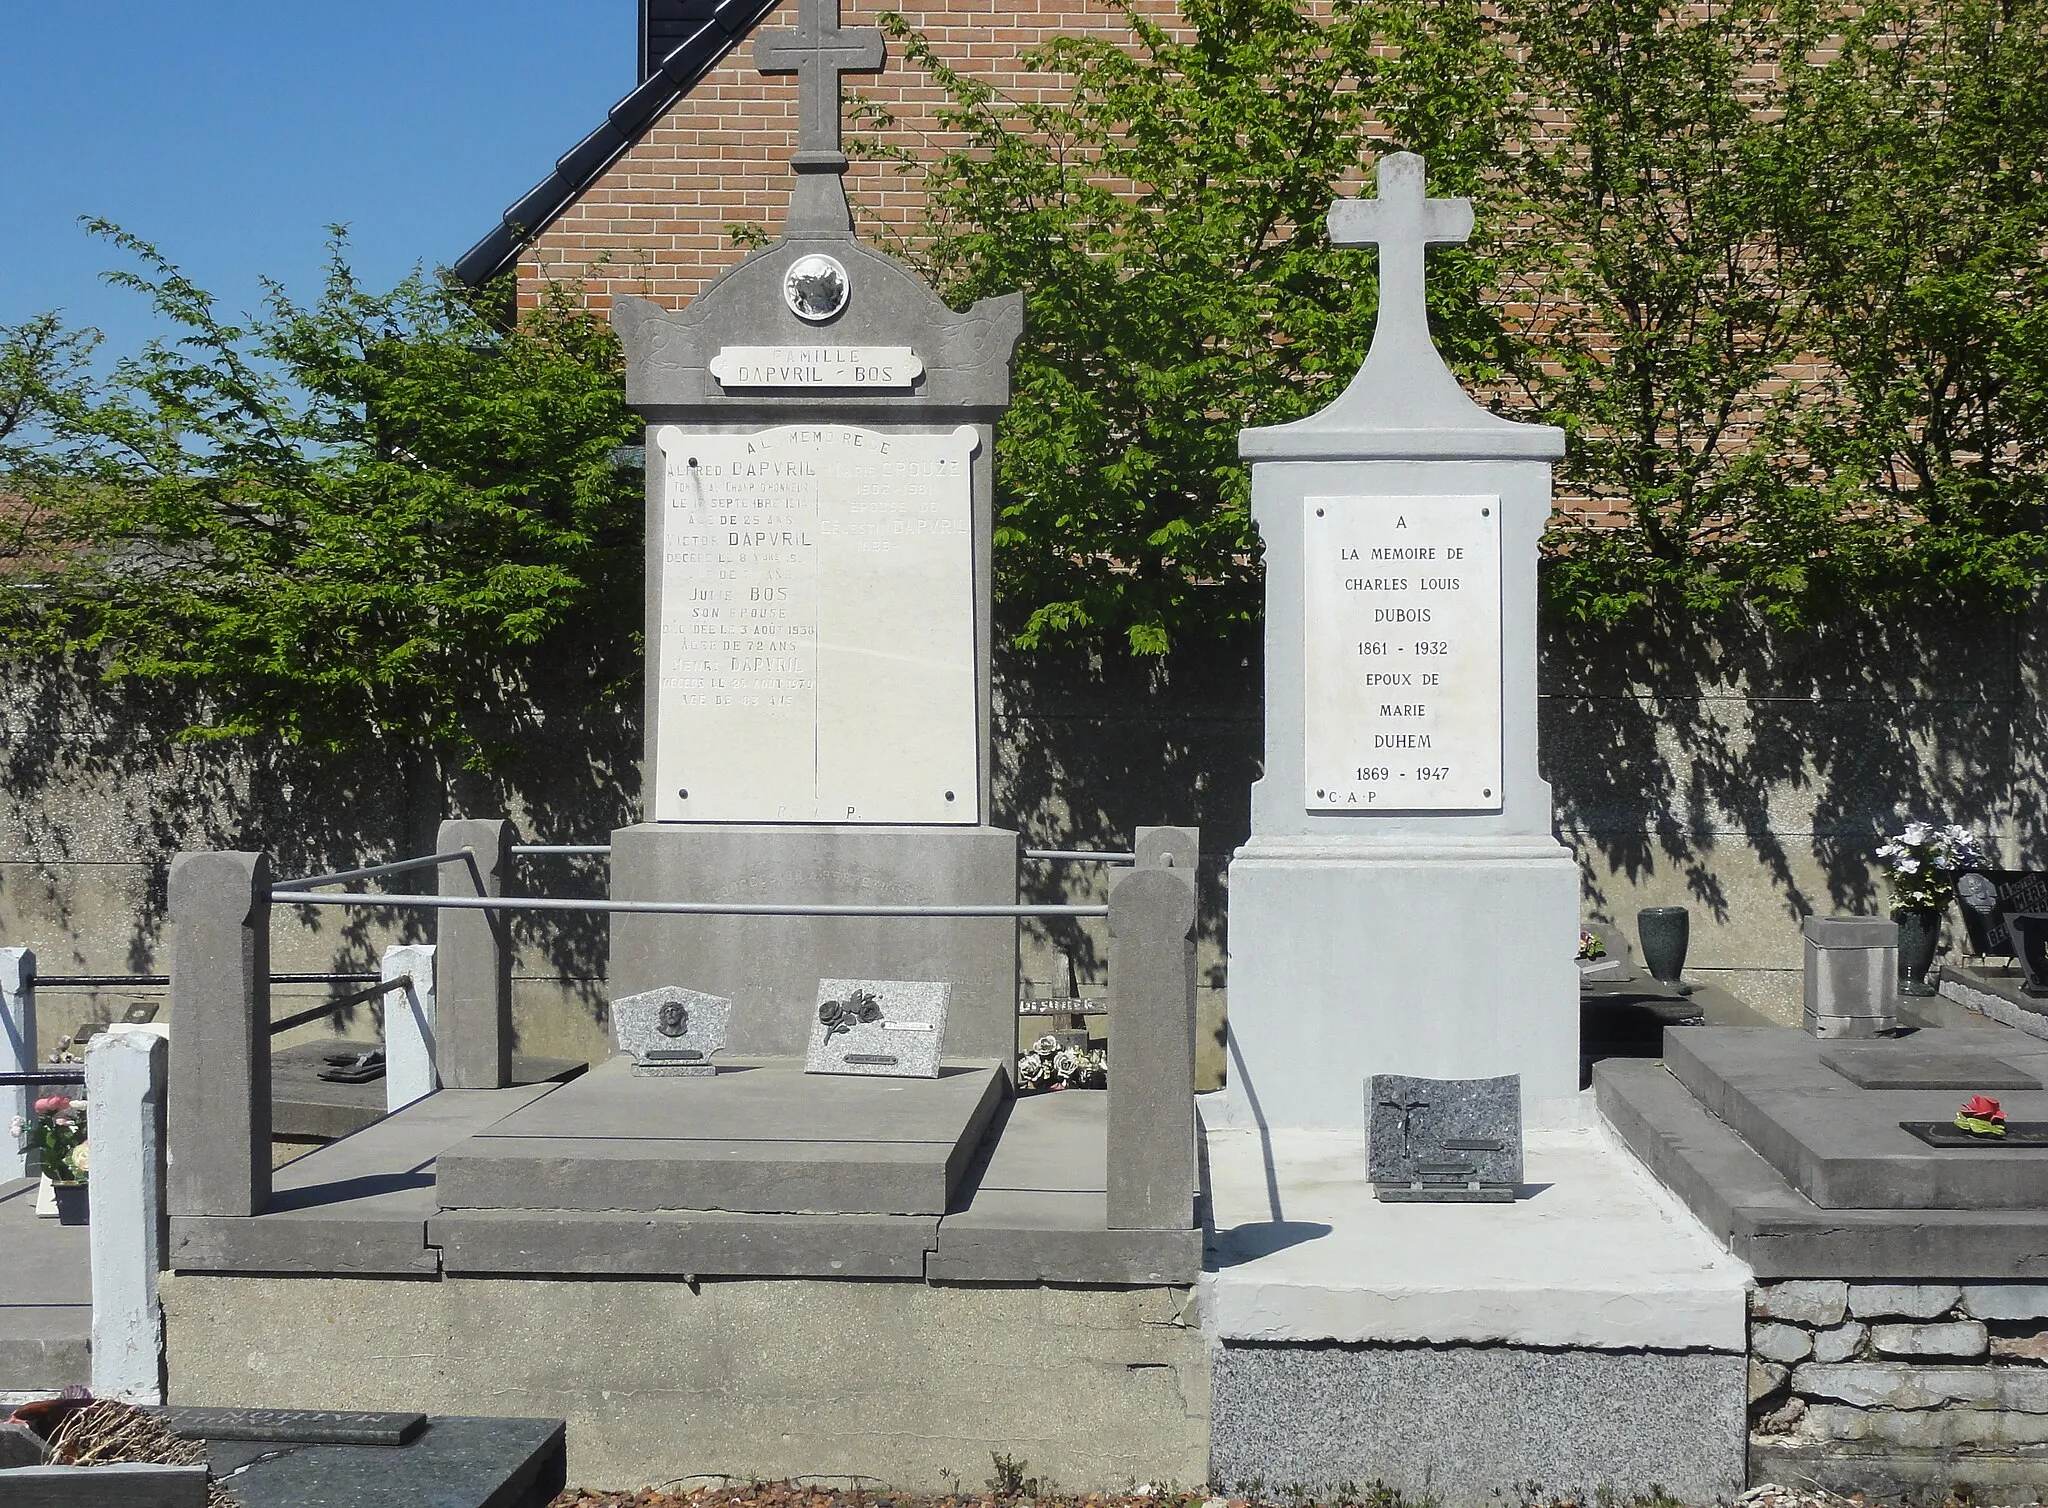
1367 1073 1522 1201
805 978 948 1078
610 986 732 1077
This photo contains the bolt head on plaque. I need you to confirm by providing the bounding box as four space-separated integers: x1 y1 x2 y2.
784 254 850 322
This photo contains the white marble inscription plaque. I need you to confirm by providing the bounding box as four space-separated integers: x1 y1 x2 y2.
654 423 980 823
1303 495 1502 812
709 347 923 389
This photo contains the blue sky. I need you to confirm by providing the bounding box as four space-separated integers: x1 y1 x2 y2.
0 3 635 357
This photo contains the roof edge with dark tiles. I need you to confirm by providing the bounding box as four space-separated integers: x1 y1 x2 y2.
453 0 783 289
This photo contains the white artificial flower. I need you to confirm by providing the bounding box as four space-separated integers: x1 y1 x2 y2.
69 1143 89 1177
1902 821 1932 845
1896 857 1921 875
7 1115 22 1142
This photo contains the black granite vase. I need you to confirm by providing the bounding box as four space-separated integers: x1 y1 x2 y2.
1637 906 1691 990
1895 906 1943 996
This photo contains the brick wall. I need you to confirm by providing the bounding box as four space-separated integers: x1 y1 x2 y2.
516 0 1196 312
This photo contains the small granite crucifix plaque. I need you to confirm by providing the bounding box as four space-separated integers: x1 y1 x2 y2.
805 978 948 1078
1366 1073 1522 1201
610 986 732 1077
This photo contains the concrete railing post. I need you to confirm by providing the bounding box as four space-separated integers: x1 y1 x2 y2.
1134 825 1200 875
437 819 514 1089
383 943 439 1113
2 947 35 1183
1106 864 1199 1231
86 1029 169 1404
166 851 272 1218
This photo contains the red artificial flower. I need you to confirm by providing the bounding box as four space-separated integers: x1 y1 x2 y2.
31 1095 70 1117
1962 1095 2006 1122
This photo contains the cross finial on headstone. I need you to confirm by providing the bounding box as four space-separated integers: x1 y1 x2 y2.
755 0 886 169
1327 153 1474 368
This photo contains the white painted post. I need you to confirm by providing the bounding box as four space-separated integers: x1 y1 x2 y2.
383 944 439 1113
1 947 35 1184
85 1028 169 1404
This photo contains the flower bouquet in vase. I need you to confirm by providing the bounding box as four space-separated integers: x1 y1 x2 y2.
16 1094 89 1223
1876 822 1988 996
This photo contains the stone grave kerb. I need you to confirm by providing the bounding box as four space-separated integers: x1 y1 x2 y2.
1225 152 1580 1129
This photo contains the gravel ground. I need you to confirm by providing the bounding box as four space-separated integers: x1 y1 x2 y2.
551 1483 2038 1508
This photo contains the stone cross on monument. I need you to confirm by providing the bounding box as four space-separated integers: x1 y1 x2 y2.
1324 152 1481 421
754 0 886 233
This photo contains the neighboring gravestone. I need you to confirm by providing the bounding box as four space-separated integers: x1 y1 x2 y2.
1225 153 1578 1130
610 986 732 1077
1955 869 2048 958
1367 1073 1523 1201
607 0 1024 1066
804 979 947 1078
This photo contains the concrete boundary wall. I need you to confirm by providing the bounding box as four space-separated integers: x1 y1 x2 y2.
161 1273 1209 1493
5 605 2041 1082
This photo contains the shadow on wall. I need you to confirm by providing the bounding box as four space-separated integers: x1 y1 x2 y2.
0 653 643 1033
1540 601 2046 933
992 631 1262 1005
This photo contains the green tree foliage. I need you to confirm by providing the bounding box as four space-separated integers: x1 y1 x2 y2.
1770 0 2048 618
1500 0 1811 624
882 0 2048 643
0 229 642 766
871 0 1515 653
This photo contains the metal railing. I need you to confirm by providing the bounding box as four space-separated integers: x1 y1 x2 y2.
30 971 380 989
277 850 475 890
0 1068 86 1087
267 976 410 1037
1024 848 1137 864
512 844 612 856
268 891 1108 919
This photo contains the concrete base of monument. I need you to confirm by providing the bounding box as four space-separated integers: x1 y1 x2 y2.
1198 1101 1751 1504
610 822 1021 1065
161 1273 1209 1492
1938 960 2048 1042
1223 835 1581 1131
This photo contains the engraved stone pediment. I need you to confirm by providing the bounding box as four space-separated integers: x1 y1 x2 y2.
613 237 1022 415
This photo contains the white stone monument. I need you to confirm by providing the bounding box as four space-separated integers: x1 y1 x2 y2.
1224 152 1579 1130
606 0 1025 1058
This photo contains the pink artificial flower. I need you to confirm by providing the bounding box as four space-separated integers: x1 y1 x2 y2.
32 1095 71 1117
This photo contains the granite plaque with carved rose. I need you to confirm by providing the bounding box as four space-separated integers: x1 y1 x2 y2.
804 978 948 1078
610 986 732 1077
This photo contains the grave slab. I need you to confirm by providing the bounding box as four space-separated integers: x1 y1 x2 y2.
169 1084 560 1276
1940 961 2048 1041
932 1090 1202 1284
270 1043 582 1141
1666 1028 2048 1209
434 1055 1007 1215
1200 1110 1751 1349
185 1414 564 1508
0 1177 89 1393
1819 1042 2041 1090
1595 1052 2048 1278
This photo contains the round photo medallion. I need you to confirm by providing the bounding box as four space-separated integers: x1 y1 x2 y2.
783 253 851 322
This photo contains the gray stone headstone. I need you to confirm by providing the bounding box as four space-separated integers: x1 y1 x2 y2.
1367 1073 1522 1201
610 986 732 1077
804 979 947 1078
